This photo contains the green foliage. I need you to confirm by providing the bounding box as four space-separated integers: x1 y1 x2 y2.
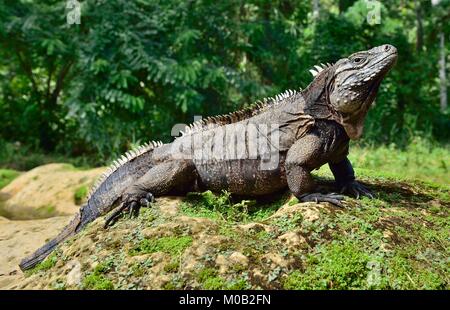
82 273 115 290
310 138 449 185
0 141 98 171
0 168 19 189
0 1 448 162
74 185 88 205
196 267 226 290
348 138 449 184
283 241 370 289
181 190 289 223
163 260 180 273
129 236 193 256
82 260 115 290
25 252 58 276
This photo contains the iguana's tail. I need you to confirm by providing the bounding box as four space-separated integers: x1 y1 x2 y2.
19 141 164 271
19 211 83 270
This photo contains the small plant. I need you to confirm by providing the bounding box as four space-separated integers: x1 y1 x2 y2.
82 273 114 290
164 260 180 273
25 252 58 276
181 190 288 223
197 267 226 290
0 169 20 190
129 236 193 256
74 185 89 205
82 259 115 290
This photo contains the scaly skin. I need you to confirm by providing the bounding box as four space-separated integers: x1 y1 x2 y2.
20 45 397 271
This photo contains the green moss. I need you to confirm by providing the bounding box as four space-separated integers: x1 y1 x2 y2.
74 185 89 205
197 267 226 290
384 253 447 289
82 260 115 290
38 204 56 215
25 252 58 276
0 169 20 189
272 212 304 234
283 241 370 290
203 277 226 290
93 260 114 274
164 260 180 273
226 278 250 290
181 190 288 223
162 281 177 290
288 197 300 206
82 273 114 290
129 236 193 256
58 164 80 171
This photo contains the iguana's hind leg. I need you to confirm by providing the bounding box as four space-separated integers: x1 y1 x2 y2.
104 160 197 227
104 193 155 228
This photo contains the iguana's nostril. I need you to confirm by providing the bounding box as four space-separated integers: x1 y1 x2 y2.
384 45 391 52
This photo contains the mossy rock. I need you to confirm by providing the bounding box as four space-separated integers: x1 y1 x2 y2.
11 171 449 290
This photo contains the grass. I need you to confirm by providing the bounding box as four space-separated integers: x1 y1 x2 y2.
0 169 20 189
180 190 290 223
74 185 88 205
197 268 226 290
283 241 370 289
129 236 193 256
349 138 449 184
82 260 115 290
25 252 58 276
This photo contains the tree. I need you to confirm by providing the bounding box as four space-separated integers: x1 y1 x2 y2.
0 1 79 151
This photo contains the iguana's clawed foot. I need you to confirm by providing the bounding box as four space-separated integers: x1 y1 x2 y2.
104 193 155 228
300 193 344 207
340 181 373 199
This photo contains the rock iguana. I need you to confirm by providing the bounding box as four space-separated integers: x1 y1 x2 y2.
19 44 398 270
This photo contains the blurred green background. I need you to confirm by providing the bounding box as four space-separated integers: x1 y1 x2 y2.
0 0 448 179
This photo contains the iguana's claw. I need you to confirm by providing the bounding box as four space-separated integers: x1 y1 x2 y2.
340 181 373 199
300 193 344 207
104 192 155 228
104 201 137 228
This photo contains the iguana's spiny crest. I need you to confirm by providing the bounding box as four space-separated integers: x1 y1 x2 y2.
325 44 398 139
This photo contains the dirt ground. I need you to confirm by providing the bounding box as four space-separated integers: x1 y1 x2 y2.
0 163 104 288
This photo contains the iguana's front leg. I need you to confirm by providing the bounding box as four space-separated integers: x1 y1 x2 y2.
285 134 344 207
328 157 373 199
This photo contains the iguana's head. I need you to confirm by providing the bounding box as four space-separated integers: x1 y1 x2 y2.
327 44 397 139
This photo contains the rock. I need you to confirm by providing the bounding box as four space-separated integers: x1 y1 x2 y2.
277 232 307 249
215 254 229 274
302 207 320 222
214 252 248 274
0 163 104 219
261 253 294 269
66 260 82 286
0 215 72 289
229 252 249 267
156 197 180 216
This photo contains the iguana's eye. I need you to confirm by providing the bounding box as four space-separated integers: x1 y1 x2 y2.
352 56 365 64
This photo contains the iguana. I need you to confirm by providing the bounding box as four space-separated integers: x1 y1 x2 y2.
19 44 397 271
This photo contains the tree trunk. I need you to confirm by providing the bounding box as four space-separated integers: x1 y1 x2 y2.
312 0 320 20
415 0 424 53
438 32 448 112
